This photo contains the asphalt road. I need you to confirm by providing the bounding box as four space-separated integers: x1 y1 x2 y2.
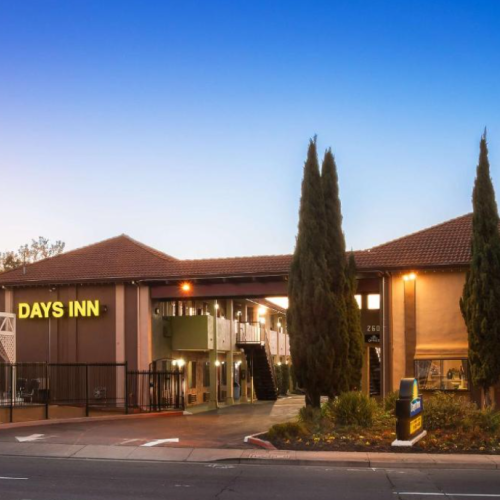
0 456 499 500
0 397 304 449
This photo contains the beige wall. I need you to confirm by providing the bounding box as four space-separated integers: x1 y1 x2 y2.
390 271 468 391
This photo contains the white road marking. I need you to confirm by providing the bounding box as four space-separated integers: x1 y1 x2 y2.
15 434 45 443
141 438 179 447
394 493 500 497
0 476 28 480
119 438 140 445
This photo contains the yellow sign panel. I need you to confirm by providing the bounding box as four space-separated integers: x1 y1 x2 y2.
18 300 100 319
409 415 423 435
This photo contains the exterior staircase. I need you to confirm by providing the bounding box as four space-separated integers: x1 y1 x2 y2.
236 323 278 401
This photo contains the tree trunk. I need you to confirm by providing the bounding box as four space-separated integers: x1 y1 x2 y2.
483 386 493 409
305 391 321 408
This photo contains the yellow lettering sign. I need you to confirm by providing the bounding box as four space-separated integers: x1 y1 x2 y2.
410 415 423 435
18 300 103 319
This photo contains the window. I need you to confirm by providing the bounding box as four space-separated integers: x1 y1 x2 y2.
355 295 362 309
367 294 380 310
415 359 469 391
188 361 197 389
203 362 210 387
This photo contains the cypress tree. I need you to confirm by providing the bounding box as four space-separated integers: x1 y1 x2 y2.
288 139 335 408
321 149 350 396
345 252 364 390
460 133 500 407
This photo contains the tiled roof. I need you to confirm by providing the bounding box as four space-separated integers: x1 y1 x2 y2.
0 213 478 286
353 213 475 270
0 235 178 285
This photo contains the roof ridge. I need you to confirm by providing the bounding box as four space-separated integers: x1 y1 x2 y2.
179 253 292 263
363 213 472 253
120 235 177 262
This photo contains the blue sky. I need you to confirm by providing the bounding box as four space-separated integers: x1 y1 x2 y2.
1 1 499 258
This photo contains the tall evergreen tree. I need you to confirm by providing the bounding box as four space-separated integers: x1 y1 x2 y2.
460 133 500 407
321 149 350 396
288 139 335 407
321 150 363 395
345 252 364 390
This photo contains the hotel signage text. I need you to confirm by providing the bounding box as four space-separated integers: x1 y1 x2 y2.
18 300 101 319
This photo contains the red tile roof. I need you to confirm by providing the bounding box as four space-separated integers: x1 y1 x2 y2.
0 213 477 286
354 213 475 270
0 235 178 285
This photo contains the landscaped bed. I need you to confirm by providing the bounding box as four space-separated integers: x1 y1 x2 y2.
264 392 500 454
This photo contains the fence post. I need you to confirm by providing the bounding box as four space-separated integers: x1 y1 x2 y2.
10 364 14 423
85 364 89 417
45 363 49 420
124 362 129 415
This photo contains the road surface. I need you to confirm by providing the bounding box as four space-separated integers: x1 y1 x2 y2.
0 456 499 499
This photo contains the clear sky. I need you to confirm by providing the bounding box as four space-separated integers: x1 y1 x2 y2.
1 1 499 259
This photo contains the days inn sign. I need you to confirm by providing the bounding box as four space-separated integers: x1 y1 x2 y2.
18 300 102 319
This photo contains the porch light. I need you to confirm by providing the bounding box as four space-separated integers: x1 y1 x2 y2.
173 359 185 368
180 282 192 292
277 362 282 366
259 317 266 325
236 361 242 367
258 306 267 316
403 273 417 281
215 360 221 367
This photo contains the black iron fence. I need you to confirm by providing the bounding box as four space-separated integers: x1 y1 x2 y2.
0 363 184 423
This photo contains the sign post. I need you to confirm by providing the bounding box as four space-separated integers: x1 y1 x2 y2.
391 378 427 447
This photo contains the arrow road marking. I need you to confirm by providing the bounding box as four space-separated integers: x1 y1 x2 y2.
15 434 45 443
141 438 179 447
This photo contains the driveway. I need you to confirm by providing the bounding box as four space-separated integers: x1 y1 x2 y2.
0 395 304 449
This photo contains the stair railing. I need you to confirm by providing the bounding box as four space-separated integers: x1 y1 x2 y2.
260 326 278 392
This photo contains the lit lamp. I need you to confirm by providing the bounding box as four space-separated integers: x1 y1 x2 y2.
180 282 192 292
173 359 185 368
215 360 221 367
403 273 417 281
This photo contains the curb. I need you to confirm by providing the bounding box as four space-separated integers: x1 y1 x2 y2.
243 432 277 450
0 410 187 430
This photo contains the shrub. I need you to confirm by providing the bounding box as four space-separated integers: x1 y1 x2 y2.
267 421 306 441
331 391 377 427
383 391 399 414
424 392 476 430
465 408 500 433
275 364 291 396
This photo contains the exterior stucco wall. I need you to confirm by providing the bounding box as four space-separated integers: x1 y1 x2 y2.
415 271 468 359
390 270 469 391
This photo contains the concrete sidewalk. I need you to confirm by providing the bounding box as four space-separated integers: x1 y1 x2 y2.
0 441 499 469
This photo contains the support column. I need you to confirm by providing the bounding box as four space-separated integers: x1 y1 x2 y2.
115 284 126 403
209 300 218 410
404 277 417 377
137 285 152 371
226 300 234 405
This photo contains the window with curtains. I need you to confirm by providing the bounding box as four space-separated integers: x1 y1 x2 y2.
415 359 469 391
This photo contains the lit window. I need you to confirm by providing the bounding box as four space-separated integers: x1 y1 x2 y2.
367 294 380 310
415 359 469 391
355 295 362 309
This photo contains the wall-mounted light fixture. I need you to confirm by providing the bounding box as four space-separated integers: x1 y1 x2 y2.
180 282 192 292
215 360 221 367
154 307 161 315
173 359 185 368
403 272 417 281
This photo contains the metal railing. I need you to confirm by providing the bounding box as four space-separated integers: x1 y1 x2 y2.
0 362 184 423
